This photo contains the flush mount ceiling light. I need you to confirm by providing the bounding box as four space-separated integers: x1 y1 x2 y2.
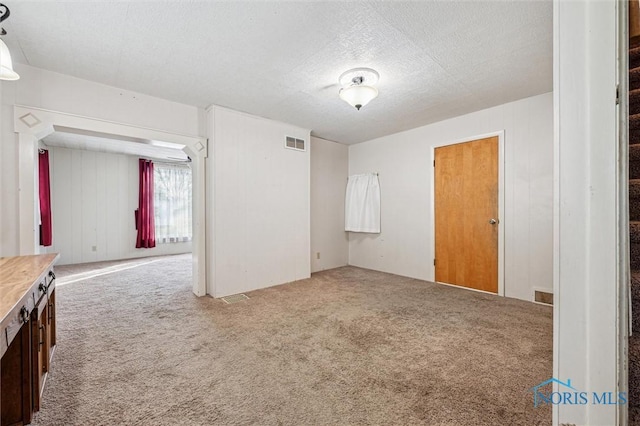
0 3 18 81
338 68 379 110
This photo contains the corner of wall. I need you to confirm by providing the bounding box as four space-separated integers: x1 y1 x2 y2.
310 136 349 273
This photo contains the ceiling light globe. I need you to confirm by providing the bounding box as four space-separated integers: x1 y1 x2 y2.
339 85 378 110
0 39 18 80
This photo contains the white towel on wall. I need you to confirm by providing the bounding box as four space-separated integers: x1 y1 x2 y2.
345 173 380 233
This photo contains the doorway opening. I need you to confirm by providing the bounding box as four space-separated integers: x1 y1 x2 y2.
15 106 208 296
39 129 193 269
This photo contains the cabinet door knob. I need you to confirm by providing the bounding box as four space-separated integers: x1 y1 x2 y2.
489 218 498 225
20 306 29 323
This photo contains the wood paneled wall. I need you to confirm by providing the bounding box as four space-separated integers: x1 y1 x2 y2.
43 147 191 265
208 106 310 297
310 137 349 273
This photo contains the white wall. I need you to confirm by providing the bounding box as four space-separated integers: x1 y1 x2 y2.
208 106 310 297
1 64 312 299
0 64 202 257
553 1 619 424
44 146 191 265
348 92 553 302
310 136 348 273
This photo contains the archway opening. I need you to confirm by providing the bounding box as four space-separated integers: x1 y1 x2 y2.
15 106 207 296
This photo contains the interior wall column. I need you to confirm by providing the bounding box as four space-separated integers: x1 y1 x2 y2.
18 132 38 255
553 0 619 424
191 152 207 296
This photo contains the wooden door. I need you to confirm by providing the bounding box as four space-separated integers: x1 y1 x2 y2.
47 289 56 362
31 303 48 411
1 324 33 426
434 136 499 293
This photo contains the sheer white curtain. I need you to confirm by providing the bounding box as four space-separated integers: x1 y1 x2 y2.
154 163 192 243
345 173 381 233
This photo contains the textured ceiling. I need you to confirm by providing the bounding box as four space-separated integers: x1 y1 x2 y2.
5 1 552 144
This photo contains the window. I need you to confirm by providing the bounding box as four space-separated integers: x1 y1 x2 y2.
154 163 192 243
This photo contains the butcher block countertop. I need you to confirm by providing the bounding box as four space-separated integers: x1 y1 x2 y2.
0 253 59 326
0 253 60 359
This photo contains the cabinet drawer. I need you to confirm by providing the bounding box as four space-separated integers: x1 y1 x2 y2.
0 299 35 359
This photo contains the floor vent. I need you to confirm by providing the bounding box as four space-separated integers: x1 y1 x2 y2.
221 293 249 304
534 290 553 305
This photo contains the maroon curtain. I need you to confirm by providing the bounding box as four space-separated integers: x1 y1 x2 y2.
38 150 52 246
136 159 156 248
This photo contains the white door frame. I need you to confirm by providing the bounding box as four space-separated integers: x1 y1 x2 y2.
14 105 209 296
617 0 630 424
430 130 506 296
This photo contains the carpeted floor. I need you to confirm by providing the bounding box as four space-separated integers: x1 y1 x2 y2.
53 255 179 284
32 254 552 425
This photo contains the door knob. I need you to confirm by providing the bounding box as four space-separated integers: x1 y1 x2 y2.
489 218 498 225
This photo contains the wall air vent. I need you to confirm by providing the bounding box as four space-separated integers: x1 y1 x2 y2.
285 136 305 152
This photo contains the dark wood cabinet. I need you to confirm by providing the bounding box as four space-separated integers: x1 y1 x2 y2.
32 297 47 413
0 255 59 426
47 290 56 361
0 325 32 426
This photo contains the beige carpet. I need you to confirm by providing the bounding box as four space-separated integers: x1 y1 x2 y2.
33 254 552 425
53 255 180 284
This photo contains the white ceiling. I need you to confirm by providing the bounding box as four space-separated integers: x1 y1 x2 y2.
5 1 552 144
42 130 189 162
